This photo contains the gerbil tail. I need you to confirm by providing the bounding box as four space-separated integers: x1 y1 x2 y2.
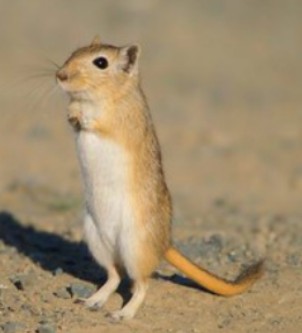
164 247 263 296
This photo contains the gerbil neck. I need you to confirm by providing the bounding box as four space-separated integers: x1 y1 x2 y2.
116 79 145 106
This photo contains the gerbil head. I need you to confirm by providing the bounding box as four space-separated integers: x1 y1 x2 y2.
56 37 141 99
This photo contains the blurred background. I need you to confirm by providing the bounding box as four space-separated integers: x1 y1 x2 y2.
0 0 302 219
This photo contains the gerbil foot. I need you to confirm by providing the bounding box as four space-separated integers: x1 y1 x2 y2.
74 298 99 311
75 294 106 309
106 279 147 320
108 310 133 322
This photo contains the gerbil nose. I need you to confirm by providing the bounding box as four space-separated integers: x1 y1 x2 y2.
56 70 68 81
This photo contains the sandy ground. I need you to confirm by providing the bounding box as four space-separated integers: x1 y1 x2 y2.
0 1 302 332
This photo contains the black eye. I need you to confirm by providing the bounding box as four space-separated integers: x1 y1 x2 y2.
93 57 108 69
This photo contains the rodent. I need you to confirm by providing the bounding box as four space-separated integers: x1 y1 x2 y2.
56 36 263 320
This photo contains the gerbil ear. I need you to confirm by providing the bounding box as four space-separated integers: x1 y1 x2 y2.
91 35 101 46
119 44 141 75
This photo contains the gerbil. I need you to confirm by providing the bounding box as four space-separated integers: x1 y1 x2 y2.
56 36 263 320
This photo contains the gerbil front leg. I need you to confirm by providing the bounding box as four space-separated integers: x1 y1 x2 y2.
67 101 96 131
67 102 82 131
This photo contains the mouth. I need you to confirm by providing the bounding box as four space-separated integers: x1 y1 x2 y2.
56 72 85 96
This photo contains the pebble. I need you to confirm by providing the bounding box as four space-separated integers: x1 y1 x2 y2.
227 250 238 262
52 268 63 276
40 294 52 304
68 283 96 299
21 303 41 316
1 322 25 333
286 254 300 266
36 323 56 333
0 241 7 254
9 273 34 291
53 287 71 299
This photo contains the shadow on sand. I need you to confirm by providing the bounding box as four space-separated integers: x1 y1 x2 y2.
0 211 105 284
0 211 207 299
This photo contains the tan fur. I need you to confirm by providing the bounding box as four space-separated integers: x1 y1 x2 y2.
56 37 262 320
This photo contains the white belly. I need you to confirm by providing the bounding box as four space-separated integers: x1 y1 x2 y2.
76 131 133 252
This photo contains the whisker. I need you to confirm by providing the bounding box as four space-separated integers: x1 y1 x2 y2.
23 80 55 113
35 53 61 70
0 51 61 120
0 75 52 96
41 84 59 104
20 64 56 75
1 79 50 119
46 58 60 70
36 83 60 113
25 73 54 80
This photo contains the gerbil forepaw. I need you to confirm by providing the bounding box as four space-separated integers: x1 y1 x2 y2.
68 115 82 131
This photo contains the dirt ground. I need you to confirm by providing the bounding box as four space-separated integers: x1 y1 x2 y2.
0 1 302 332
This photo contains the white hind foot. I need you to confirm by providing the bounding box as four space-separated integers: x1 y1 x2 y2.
110 279 148 320
84 266 121 308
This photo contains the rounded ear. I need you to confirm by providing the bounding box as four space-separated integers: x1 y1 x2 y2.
91 35 101 46
119 44 141 75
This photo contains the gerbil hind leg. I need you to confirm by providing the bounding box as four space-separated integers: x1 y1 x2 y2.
84 265 121 308
83 214 121 308
110 279 148 321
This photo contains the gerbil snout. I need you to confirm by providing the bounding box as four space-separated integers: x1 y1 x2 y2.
56 69 68 82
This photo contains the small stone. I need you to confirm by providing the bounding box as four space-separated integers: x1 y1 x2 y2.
2 322 25 333
52 268 63 276
21 303 41 316
9 274 33 291
68 283 96 299
40 294 52 303
206 234 223 252
286 254 300 266
53 287 71 299
36 323 56 333
0 241 8 254
227 250 238 262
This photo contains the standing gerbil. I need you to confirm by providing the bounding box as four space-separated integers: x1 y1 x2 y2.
56 36 263 320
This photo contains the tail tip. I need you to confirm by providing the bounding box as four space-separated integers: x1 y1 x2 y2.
236 260 265 284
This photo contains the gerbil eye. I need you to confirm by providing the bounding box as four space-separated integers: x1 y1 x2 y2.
93 57 108 69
